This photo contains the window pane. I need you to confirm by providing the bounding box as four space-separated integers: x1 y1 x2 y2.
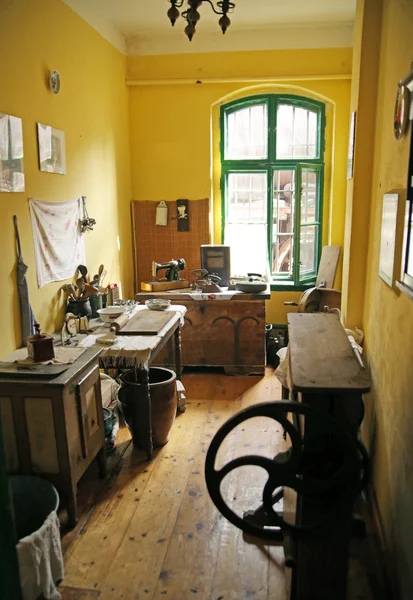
227 173 267 223
272 234 294 275
300 225 316 277
226 104 267 159
272 170 295 274
301 170 318 224
225 223 268 276
276 104 318 159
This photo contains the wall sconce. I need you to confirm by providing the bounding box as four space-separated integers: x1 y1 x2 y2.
156 201 168 226
176 199 189 231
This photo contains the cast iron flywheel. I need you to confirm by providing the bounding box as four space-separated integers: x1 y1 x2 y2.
205 401 364 540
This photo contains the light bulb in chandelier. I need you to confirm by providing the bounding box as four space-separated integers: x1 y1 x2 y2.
219 14 231 34
185 21 196 41
167 5 180 26
188 8 201 24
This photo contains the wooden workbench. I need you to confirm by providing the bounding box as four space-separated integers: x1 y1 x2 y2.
287 313 370 600
0 348 105 526
78 305 186 460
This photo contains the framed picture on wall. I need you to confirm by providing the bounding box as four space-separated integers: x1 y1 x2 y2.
37 123 66 175
347 111 356 180
379 191 404 286
396 67 413 300
0 113 25 192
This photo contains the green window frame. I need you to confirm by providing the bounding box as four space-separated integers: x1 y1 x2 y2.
220 94 326 290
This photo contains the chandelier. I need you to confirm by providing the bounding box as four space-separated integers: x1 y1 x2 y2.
167 1 236 41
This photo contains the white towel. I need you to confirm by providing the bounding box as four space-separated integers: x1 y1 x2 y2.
29 197 86 288
17 511 64 600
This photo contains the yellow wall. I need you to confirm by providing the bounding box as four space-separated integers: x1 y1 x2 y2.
354 0 413 597
341 0 382 328
128 49 352 323
0 0 132 356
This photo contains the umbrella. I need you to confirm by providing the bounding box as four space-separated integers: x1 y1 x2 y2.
13 215 37 347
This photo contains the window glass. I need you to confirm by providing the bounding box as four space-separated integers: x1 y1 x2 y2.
226 104 267 159
276 104 317 159
222 95 324 287
225 223 268 276
299 226 317 277
227 172 267 223
301 170 317 224
272 170 295 274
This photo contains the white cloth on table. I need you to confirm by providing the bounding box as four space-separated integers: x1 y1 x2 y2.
78 305 187 369
179 291 236 300
1 346 86 365
17 510 64 600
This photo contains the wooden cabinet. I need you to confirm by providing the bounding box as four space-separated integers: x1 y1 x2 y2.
137 290 270 375
0 348 105 526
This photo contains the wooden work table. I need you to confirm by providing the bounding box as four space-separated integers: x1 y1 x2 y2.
78 305 187 460
288 312 370 393
137 288 270 375
0 348 106 526
286 313 371 600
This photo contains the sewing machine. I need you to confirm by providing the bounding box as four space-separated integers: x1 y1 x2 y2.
152 258 186 281
141 258 189 292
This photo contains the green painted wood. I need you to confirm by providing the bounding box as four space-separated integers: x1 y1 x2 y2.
220 93 326 286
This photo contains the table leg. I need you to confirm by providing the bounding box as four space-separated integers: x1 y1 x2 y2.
137 365 153 460
66 485 78 528
97 447 107 478
174 326 182 381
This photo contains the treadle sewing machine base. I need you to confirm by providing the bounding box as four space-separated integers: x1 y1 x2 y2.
205 314 371 600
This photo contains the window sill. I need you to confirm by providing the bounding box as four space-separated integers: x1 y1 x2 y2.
270 281 316 292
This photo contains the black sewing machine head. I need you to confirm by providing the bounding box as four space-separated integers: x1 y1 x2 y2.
152 258 186 281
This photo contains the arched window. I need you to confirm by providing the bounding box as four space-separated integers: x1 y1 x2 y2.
221 94 325 287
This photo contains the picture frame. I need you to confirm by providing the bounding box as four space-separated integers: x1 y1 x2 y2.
347 111 356 180
396 67 413 300
0 113 25 192
379 191 404 287
37 123 66 175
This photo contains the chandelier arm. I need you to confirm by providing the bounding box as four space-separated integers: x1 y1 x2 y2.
216 1 236 13
170 0 185 7
202 0 226 16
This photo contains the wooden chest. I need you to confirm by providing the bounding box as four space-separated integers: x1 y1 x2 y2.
0 348 106 527
137 290 270 375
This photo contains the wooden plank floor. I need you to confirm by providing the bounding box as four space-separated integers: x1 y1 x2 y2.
59 368 384 600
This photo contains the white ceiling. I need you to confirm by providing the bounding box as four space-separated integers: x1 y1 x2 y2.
62 0 356 56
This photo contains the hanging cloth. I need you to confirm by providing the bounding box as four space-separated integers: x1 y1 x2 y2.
29 197 85 288
14 216 37 348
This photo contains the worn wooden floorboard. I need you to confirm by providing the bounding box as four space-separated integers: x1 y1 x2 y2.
60 368 381 600
60 425 132 555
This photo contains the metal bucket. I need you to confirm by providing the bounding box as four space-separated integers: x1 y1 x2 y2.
10 475 59 540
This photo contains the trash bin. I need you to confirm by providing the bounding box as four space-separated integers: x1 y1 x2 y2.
119 367 177 448
10 475 59 540
11 475 64 600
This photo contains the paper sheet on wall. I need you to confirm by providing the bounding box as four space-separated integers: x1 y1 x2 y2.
29 197 85 288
